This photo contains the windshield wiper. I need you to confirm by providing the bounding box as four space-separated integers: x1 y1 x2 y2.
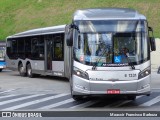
124 53 135 70
92 44 109 70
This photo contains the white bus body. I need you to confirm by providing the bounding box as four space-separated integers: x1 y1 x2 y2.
6 25 67 77
66 8 156 100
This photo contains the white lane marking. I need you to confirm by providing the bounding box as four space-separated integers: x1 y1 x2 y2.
70 101 98 108
3 93 69 110
114 96 143 107
0 94 44 106
39 98 74 109
0 94 17 99
0 89 18 94
139 96 160 106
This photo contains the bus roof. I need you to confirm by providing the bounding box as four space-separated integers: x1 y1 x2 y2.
8 25 66 38
73 8 146 21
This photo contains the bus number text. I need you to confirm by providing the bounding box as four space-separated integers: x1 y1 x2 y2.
125 74 136 77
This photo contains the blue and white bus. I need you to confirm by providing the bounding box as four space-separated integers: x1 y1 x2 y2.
0 41 6 72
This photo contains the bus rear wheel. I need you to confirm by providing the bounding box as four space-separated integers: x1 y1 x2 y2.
0 69 2 72
18 63 26 76
27 63 34 78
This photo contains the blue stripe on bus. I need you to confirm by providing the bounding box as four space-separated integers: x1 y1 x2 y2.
0 62 6 66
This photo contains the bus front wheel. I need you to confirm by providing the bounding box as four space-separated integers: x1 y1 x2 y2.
127 95 136 100
72 95 84 101
70 85 83 101
0 69 2 72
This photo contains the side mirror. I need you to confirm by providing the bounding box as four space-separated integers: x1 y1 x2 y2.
66 23 80 46
66 29 73 46
148 26 156 51
148 27 153 31
150 37 156 51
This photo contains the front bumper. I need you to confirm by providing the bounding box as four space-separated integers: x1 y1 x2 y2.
72 75 151 96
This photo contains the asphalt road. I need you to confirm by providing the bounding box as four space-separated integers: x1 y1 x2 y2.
0 69 160 120
0 69 160 111
0 70 70 94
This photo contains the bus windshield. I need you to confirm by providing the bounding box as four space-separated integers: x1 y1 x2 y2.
0 47 5 61
74 20 149 67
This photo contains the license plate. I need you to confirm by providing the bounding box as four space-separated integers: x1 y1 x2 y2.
107 89 120 94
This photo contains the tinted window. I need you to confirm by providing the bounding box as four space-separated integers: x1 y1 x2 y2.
7 39 18 59
25 37 32 58
53 33 64 61
31 36 44 60
17 38 25 59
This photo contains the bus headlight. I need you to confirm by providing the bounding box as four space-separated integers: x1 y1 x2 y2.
138 67 151 79
73 67 89 80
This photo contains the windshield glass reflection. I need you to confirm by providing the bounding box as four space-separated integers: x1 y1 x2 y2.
74 20 148 67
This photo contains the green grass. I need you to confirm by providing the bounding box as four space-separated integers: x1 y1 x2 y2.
0 0 160 40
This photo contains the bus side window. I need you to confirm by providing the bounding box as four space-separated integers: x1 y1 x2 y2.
25 37 31 58
39 38 44 60
31 37 39 59
6 39 12 59
53 33 64 61
17 38 25 59
12 39 18 59
31 36 44 60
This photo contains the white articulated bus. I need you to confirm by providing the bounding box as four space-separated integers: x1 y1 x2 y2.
6 8 156 100
6 25 66 77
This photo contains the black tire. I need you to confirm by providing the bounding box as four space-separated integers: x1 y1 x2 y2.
18 63 26 77
27 63 34 78
72 95 84 101
0 69 2 72
127 95 136 100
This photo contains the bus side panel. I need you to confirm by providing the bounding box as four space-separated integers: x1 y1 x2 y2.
31 60 45 73
52 61 64 76
6 56 18 71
